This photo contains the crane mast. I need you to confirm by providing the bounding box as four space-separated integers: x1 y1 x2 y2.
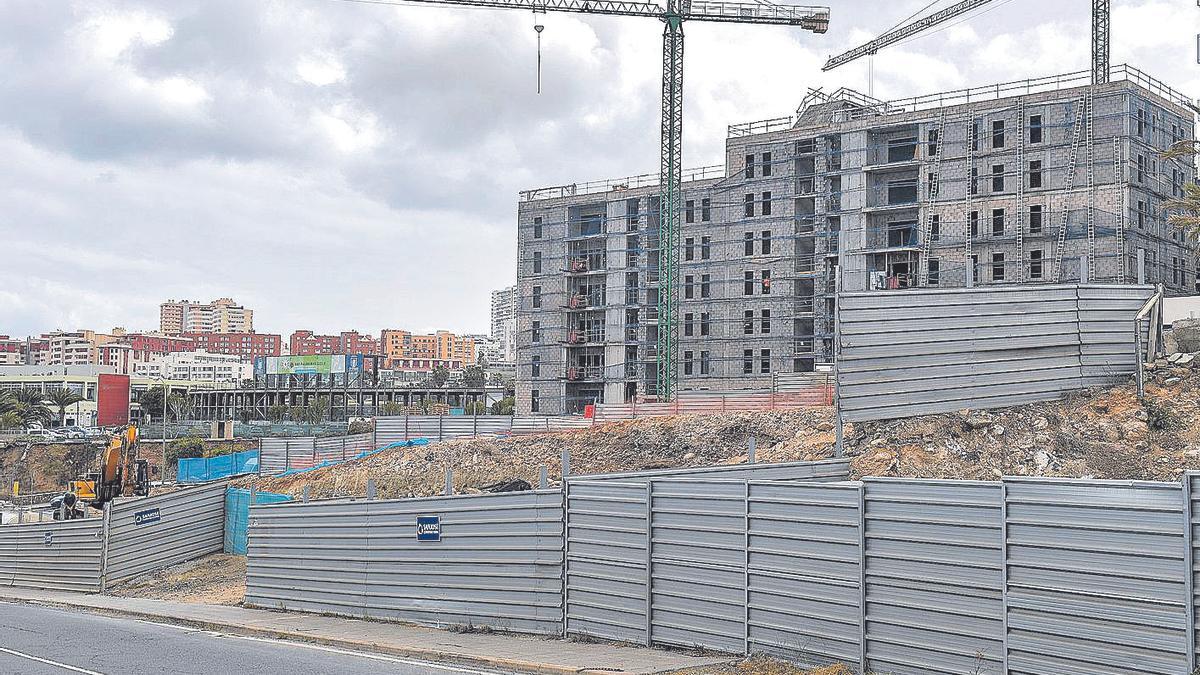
358 0 829 401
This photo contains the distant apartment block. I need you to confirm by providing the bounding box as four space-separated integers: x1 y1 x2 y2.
290 329 380 356
515 67 1198 414
134 351 252 383
160 298 254 335
184 332 281 360
0 336 23 366
491 285 518 362
380 329 476 371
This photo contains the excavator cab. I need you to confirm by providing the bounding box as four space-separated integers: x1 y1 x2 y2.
61 425 149 514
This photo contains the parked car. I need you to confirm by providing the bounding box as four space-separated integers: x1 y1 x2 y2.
61 426 87 440
24 429 56 442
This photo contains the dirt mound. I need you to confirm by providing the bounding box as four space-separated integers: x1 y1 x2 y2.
238 408 835 500
106 553 245 605
235 356 1200 501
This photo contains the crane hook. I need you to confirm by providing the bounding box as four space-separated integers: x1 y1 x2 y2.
533 12 545 94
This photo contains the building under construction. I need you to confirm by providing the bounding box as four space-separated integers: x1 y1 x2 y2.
515 66 1197 415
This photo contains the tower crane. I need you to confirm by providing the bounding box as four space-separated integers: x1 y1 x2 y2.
350 0 830 400
822 0 1111 86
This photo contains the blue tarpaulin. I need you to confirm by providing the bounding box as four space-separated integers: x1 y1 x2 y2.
178 450 260 483
224 487 292 555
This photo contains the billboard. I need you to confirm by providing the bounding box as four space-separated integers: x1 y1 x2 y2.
255 355 363 377
96 374 131 426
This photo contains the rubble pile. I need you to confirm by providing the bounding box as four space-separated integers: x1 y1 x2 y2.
241 408 834 499
832 352 1200 482
240 355 1200 500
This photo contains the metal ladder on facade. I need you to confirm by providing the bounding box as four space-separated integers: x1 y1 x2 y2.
1114 137 1126 284
1053 94 1088 281
919 108 945 286
1085 89 1097 282
1015 98 1025 283
965 107 975 286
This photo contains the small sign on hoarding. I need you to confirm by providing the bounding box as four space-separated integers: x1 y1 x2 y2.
134 508 161 526
416 516 441 542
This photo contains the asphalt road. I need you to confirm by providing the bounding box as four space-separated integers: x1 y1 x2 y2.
0 601 499 675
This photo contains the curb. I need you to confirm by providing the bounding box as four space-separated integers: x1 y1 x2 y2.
0 595 598 675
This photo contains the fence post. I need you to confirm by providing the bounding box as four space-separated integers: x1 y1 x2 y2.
561 449 571 478
1000 480 1010 674
284 439 290 473
561 472 571 638
743 480 750 656
539 466 549 489
405 413 410 442
302 485 310 502
372 420 378 450
444 468 453 495
857 482 867 672
1184 473 1196 673
366 478 376 500
342 438 347 463
645 479 654 647
439 416 444 442
99 502 113 592
747 436 756 464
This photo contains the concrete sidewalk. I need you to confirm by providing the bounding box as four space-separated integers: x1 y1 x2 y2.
0 587 729 674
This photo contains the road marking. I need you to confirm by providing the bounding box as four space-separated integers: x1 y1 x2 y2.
0 646 105 674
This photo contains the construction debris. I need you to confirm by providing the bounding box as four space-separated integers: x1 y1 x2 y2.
234 356 1200 499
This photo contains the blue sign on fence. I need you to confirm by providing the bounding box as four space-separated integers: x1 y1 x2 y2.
416 516 441 542
134 508 161 526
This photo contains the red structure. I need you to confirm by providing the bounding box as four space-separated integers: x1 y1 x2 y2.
183 332 281 360
290 330 380 356
96 374 131 426
125 334 195 360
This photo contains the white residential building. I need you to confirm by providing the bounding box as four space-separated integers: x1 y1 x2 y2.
490 285 518 362
134 350 252 383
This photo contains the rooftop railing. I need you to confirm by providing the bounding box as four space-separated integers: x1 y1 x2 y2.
520 164 725 202
727 64 1197 138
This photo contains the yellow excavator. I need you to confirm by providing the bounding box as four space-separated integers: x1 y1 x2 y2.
54 425 150 519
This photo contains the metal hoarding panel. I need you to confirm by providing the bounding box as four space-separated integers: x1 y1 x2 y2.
0 518 104 593
245 490 564 635
259 437 315 474
862 479 1004 675
746 481 862 669
564 480 649 644
104 482 227 586
575 458 851 484
838 284 1155 422
649 479 746 653
1004 478 1188 675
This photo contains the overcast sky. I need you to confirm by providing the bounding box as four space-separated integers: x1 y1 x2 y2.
0 0 1195 338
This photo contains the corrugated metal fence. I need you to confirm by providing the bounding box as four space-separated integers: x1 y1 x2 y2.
838 283 1156 422
102 482 227 588
245 489 566 633
238 467 1200 673
0 518 104 593
0 482 229 594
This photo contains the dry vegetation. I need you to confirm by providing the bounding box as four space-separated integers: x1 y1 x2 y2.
232 358 1200 501
107 553 245 605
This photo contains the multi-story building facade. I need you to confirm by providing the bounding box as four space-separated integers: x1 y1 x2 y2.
183 332 281 360
516 67 1198 415
289 330 380 356
380 329 476 370
134 350 252 383
160 298 254 334
491 286 518 362
0 336 23 366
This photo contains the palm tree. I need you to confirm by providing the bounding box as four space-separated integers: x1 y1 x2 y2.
1162 141 1200 243
9 388 52 428
43 387 85 427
